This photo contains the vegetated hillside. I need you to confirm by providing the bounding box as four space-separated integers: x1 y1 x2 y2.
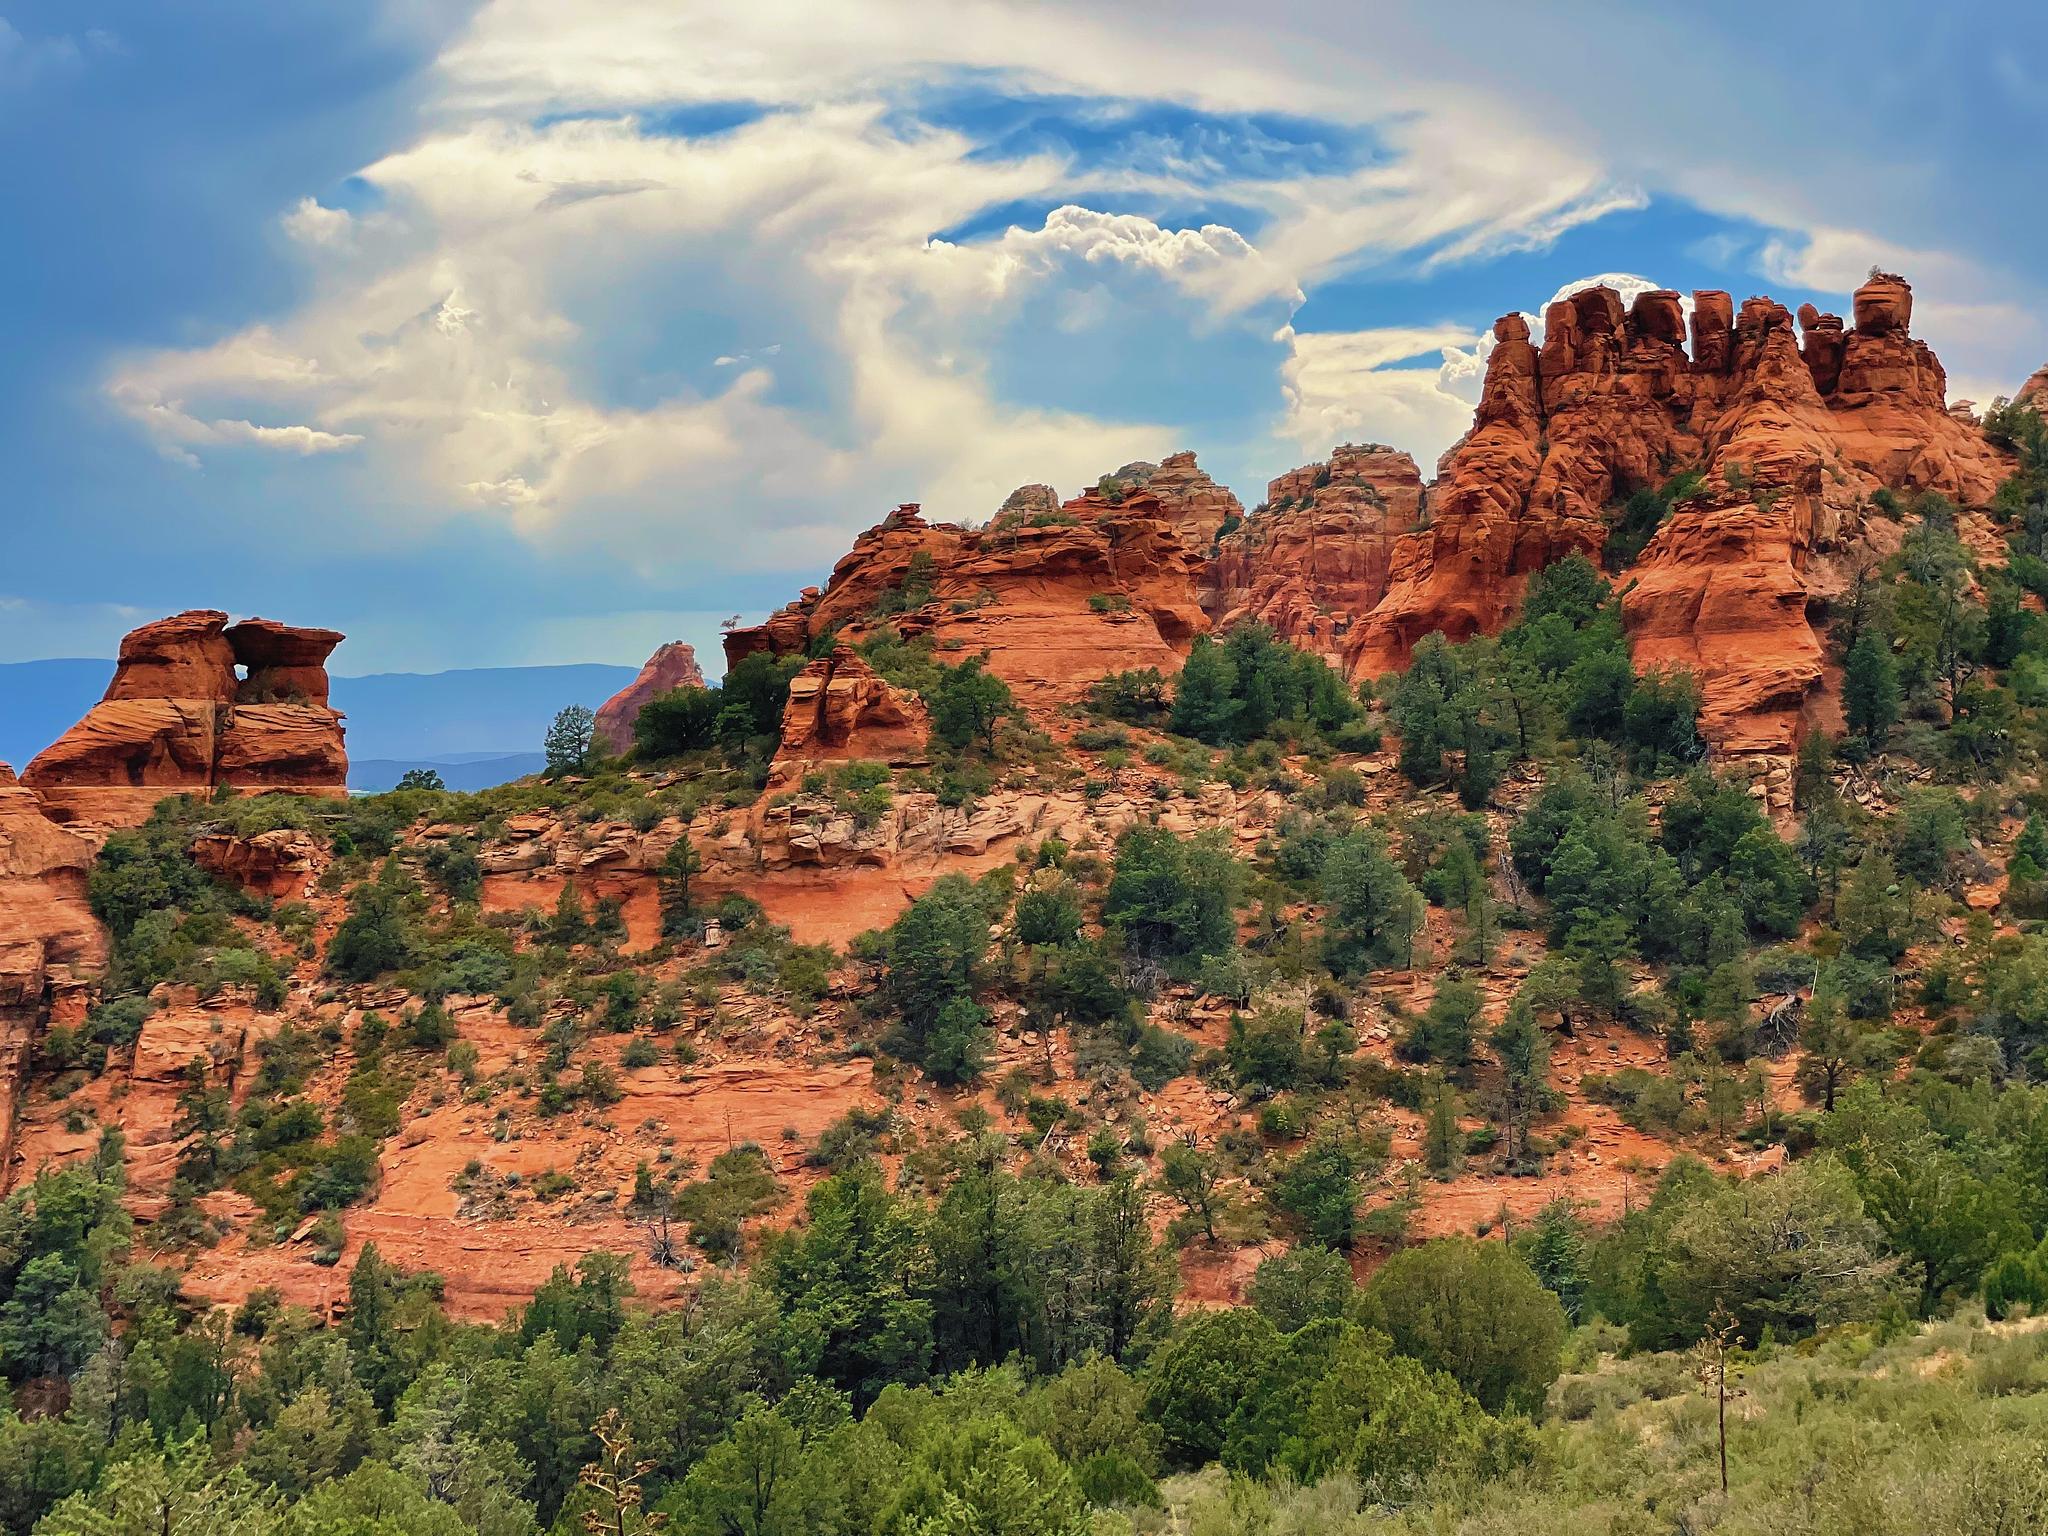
0 307 2045 1532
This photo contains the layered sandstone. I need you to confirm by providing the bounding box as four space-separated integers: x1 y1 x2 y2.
2019 364 2048 412
0 765 105 1164
189 828 326 902
1207 444 1426 662
593 641 707 756
24 612 347 833
1343 274 2014 753
725 496 1208 714
772 647 930 782
1105 452 1245 555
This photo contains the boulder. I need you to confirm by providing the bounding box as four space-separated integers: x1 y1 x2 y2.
190 828 325 901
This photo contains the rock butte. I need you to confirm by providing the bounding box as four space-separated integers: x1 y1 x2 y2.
1345 274 2013 757
726 495 1209 714
594 640 706 756
1207 443 1428 666
23 610 348 835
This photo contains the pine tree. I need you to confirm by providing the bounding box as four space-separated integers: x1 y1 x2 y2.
1171 636 1239 743
1523 1200 1587 1321
1486 1001 1552 1166
544 704 596 776
1842 629 1900 748
657 836 703 939
2016 813 2048 873
1423 1079 1464 1179
931 656 1013 754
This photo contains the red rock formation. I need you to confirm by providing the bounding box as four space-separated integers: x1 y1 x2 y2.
1344 312 1551 667
1125 451 1244 554
1343 273 2016 754
189 828 325 901
2020 364 2048 411
1207 444 1425 661
773 647 930 779
24 611 347 833
726 495 1209 716
0 765 105 1163
593 641 707 755
995 483 1061 521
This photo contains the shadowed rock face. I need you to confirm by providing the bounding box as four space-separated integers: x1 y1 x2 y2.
594 641 707 756
23 610 347 833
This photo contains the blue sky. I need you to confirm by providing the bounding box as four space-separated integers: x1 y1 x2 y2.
3 0 2044 676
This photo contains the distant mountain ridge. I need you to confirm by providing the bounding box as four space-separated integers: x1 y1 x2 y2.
0 659 636 790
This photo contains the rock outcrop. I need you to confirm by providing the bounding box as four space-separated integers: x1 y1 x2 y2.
593 641 706 756
0 765 104 1163
725 497 1208 713
1120 452 1245 555
24 612 347 833
1207 444 1426 662
2019 363 2048 413
1341 274 2014 753
189 828 326 902
772 647 930 782
730 274 2014 758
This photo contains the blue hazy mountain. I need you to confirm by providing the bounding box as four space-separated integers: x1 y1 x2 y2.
0 659 635 791
347 754 551 793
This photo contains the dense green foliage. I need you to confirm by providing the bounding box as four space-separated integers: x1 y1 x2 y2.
1170 625 1360 747
632 652 803 761
1386 556 1701 803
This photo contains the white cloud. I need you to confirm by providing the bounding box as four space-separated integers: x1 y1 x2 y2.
1287 273 1681 471
1279 323 1484 470
107 2 1791 579
283 198 355 247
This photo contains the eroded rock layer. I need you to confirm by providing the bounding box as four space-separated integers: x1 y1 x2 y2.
1207 444 1426 663
0 765 104 1164
725 489 1210 711
772 647 930 783
24 611 348 833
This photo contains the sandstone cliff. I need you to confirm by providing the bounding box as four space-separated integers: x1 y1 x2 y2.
725 490 1210 712
0 765 105 1166
1207 443 1426 663
1342 274 2014 753
593 641 706 756
711 272 2017 766
24 611 348 833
